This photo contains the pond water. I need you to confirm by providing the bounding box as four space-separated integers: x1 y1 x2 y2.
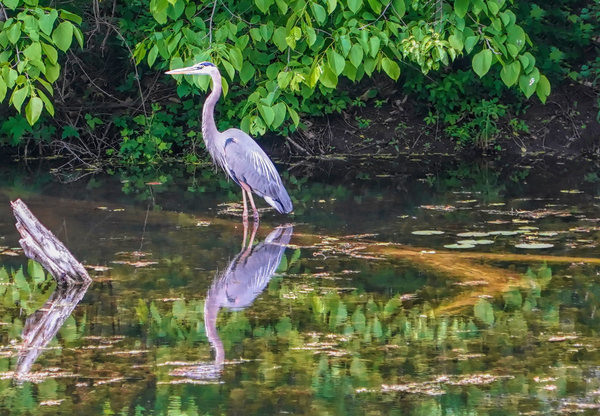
0 156 599 415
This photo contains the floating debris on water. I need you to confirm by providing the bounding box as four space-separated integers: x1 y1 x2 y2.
411 230 445 236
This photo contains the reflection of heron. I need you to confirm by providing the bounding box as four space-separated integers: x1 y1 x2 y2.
171 225 293 380
166 62 293 225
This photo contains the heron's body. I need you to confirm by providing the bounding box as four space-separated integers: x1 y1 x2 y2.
166 62 293 220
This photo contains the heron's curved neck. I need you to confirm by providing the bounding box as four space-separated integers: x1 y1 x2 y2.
202 72 222 143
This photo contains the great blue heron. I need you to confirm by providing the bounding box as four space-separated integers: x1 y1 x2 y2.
166 62 293 224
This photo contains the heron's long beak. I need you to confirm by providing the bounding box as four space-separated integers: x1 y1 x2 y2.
165 66 200 75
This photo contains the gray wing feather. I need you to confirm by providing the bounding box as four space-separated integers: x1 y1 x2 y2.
221 129 285 198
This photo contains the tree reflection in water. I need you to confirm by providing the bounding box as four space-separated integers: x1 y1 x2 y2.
15 281 90 382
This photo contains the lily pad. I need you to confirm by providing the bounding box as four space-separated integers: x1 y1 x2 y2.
488 231 518 236
456 232 490 238
445 243 475 249
515 243 554 249
412 230 445 236
538 231 559 236
518 226 539 230
457 239 495 245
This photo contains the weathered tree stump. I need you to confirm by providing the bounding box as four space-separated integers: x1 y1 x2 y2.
11 199 92 285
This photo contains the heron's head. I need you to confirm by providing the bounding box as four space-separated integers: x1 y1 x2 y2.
165 61 217 76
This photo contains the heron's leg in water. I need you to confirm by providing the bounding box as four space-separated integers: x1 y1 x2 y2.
242 217 248 249
241 206 258 250
241 189 249 248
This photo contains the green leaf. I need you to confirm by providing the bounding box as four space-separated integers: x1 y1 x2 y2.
7 22 21 44
277 71 293 89
272 27 287 51
0 76 6 102
287 105 299 126
392 0 405 17
347 0 363 14
381 57 400 80
519 52 536 74
52 21 74 52
44 61 60 83
364 57 377 75
41 42 58 64
11 87 29 113
221 60 235 80
367 0 381 14
166 0 185 20
37 90 54 116
349 44 363 68
23 42 42 61
464 35 479 54
306 26 317 46
3 0 19 9
255 0 273 14
275 0 288 13
487 0 499 15
25 96 43 125
240 61 256 85
328 49 345 76
60 10 82 25
240 114 251 133
319 66 338 88
368 36 380 58
472 49 492 77
536 75 551 103
507 25 525 52
327 0 337 13
150 0 169 24
500 60 520 87
272 102 286 128
448 34 463 51
454 0 470 18
312 3 327 24
308 65 320 87
518 67 540 98
148 45 159 67
339 35 351 56
258 105 274 128
73 27 84 48
39 10 58 36
228 47 243 71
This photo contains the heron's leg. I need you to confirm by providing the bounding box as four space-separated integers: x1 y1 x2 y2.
240 183 260 223
241 189 250 249
246 190 260 223
241 187 249 223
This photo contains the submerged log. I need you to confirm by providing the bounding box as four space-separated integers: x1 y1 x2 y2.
11 198 91 285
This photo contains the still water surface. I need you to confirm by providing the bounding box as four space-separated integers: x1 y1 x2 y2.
0 157 599 415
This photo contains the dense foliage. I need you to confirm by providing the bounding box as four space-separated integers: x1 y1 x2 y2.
0 0 598 162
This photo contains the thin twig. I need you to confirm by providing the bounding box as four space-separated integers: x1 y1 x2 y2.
208 0 218 45
358 1 393 30
285 136 311 155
